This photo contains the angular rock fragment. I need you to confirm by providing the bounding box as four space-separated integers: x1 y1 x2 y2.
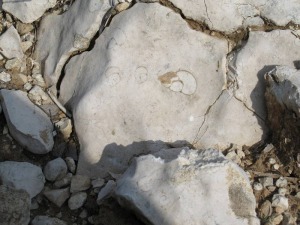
0 185 30 225
35 0 111 86
115 148 259 225
228 30 300 120
2 0 57 23
0 161 45 198
96 180 116 205
31 216 67 225
43 187 70 207
60 3 241 178
70 175 91 193
68 192 87 210
265 65 300 176
0 89 54 154
0 26 24 59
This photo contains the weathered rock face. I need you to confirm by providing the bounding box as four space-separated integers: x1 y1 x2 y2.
35 0 111 86
58 3 265 178
0 89 54 154
0 161 45 198
168 0 300 33
0 185 30 225
2 0 57 23
265 66 300 177
115 148 259 225
0 26 24 59
228 30 300 120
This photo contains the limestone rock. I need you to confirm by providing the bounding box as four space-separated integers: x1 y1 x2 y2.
43 188 70 207
65 157 76 174
44 158 68 182
0 26 24 59
0 71 11 83
0 185 30 225
68 192 87 210
53 173 73 188
265 66 300 177
70 175 91 193
0 89 54 154
31 216 67 225
0 161 45 198
96 180 116 205
169 0 300 33
228 30 300 120
35 0 111 86
60 3 238 178
115 148 259 225
2 0 57 23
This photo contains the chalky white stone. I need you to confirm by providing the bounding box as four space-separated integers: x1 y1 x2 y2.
0 26 24 59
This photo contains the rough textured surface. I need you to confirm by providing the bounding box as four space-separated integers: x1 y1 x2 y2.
0 89 54 154
0 185 30 225
115 148 259 225
59 3 262 178
265 66 300 177
31 216 67 225
2 0 57 23
0 26 24 59
169 0 300 33
0 161 45 198
228 30 300 120
35 0 111 86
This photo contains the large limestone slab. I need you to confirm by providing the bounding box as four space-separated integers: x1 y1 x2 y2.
0 161 45 198
228 30 300 120
0 185 30 225
169 0 300 33
0 26 24 59
115 148 259 225
60 3 230 178
2 0 57 23
0 89 54 154
35 0 111 86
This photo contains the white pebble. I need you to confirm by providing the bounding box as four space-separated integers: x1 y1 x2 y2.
268 157 276 165
258 177 273 188
253 182 263 191
0 71 11 82
278 188 287 196
273 164 280 170
275 177 288 188
272 194 289 211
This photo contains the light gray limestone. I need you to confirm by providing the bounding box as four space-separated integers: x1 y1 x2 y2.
2 0 57 23
115 148 259 225
0 161 45 198
0 89 54 154
43 158 68 182
35 0 111 86
0 26 24 59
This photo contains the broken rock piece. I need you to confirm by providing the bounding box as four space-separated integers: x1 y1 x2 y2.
2 0 57 23
0 26 24 59
115 148 259 225
35 0 111 86
0 89 54 154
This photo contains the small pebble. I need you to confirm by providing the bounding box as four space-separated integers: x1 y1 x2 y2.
70 175 91 193
43 158 68 182
272 194 289 211
54 173 73 188
253 182 263 191
278 188 287 196
267 186 276 192
65 157 76 174
79 209 88 219
24 82 32 91
276 177 288 188
268 157 276 165
271 214 283 225
68 192 87 210
0 71 11 82
259 177 273 188
5 58 22 70
273 164 280 170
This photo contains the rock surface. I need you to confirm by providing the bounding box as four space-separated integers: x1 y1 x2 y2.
115 148 259 225
0 89 54 154
0 185 30 225
31 216 67 225
0 161 45 198
265 65 300 176
68 192 87 210
97 180 116 205
43 188 70 207
35 0 111 86
169 0 300 33
44 157 68 182
70 175 91 193
2 0 57 23
59 3 264 178
0 26 24 59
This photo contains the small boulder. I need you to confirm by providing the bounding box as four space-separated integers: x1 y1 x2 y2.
43 188 70 207
68 192 87 210
0 89 54 154
0 26 24 59
70 175 91 193
0 161 45 198
44 158 68 182
0 185 30 225
115 148 259 225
